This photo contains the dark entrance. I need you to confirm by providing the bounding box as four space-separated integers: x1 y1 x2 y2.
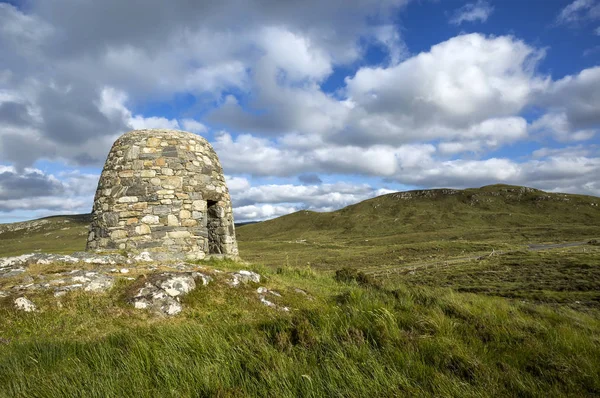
207 200 221 254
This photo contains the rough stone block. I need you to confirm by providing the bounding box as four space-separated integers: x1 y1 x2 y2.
110 229 128 239
141 215 160 224
140 170 156 178
135 224 151 235
118 196 138 203
192 200 207 211
167 215 179 226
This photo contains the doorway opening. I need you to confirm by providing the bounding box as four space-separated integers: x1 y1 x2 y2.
207 200 221 254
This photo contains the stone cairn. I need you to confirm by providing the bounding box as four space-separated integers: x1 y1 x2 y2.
86 129 238 260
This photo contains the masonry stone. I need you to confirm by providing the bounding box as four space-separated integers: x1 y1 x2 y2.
87 129 239 260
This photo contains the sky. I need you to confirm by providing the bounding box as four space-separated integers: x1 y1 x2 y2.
0 0 599 223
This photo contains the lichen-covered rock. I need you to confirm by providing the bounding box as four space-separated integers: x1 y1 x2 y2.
14 297 36 312
130 272 207 316
83 275 115 292
228 270 261 286
159 275 196 297
0 252 298 316
86 129 238 261
0 252 130 276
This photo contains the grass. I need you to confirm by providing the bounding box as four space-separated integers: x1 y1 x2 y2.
236 185 600 270
0 215 90 257
1 264 599 397
1 184 600 396
394 245 600 310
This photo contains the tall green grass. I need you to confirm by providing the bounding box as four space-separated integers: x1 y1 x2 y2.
1 266 598 397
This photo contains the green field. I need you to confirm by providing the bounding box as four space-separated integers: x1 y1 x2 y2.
1 184 599 396
1 260 599 397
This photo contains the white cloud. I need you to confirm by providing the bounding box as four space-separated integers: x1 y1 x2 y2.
371 25 408 65
538 66 600 132
347 34 544 123
530 112 596 142
0 1 410 169
342 34 546 147
0 166 95 218
257 26 333 82
181 119 208 134
436 117 528 154
388 152 600 197
449 0 494 25
228 177 396 221
214 131 438 177
234 204 299 222
556 0 600 24
214 132 308 176
225 175 252 193
129 116 180 130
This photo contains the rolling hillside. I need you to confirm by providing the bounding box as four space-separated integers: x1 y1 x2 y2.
1 184 599 264
0 214 91 257
237 184 600 242
235 184 600 273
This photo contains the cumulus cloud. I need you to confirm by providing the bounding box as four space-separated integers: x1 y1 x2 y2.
0 166 96 215
214 33 547 152
0 0 409 169
227 177 395 221
346 34 545 131
181 119 208 134
449 0 494 25
233 204 300 223
0 166 64 201
538 66 600 131
1 1 599 223
387 152 600 197
530 112 596 142
531 145 594 159
214 131 436 177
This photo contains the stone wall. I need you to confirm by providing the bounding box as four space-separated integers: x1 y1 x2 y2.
86 129 238 260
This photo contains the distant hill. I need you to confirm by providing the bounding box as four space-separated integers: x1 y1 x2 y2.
1 184 599 258
237 184 600 243
0 214 91 257
233 184 600 271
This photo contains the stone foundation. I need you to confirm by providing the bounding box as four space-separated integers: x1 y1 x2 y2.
86 129 238 260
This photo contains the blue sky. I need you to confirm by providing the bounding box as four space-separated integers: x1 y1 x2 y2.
0 0 599 223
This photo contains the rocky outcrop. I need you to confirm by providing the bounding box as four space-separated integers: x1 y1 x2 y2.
87 129 238 261
0 252 298 316
130 272 208 316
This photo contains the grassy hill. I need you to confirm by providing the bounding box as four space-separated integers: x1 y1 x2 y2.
0 214 90 257
1 184 600 396
236 184 600 273
1 184 598 259
238 184 600 242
